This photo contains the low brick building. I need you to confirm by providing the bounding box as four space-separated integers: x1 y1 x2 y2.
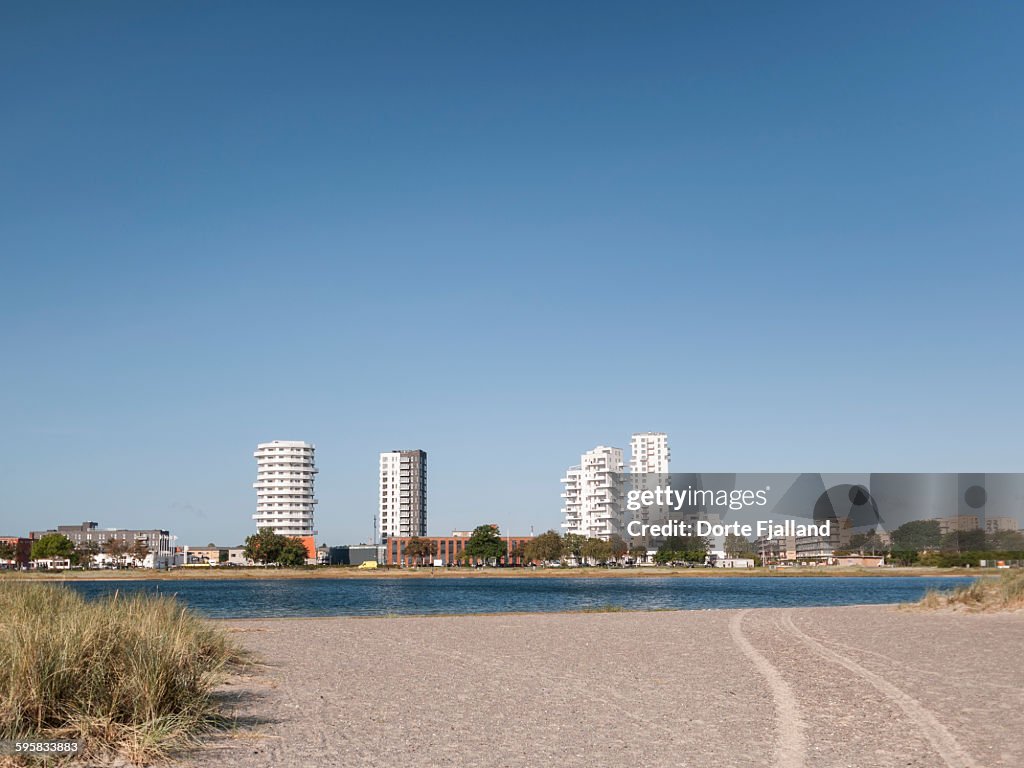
0 536 32 567
384 533 535 566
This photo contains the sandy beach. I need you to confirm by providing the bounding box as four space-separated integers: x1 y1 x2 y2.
185 605 1023 768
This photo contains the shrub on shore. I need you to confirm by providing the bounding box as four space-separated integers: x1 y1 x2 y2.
0 582 242 763
918 569 1024 612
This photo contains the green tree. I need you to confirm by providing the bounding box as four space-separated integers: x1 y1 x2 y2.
724 533 754 558
525 530 564 564
940 528 986 553
653 547 674 565
464 525 505 565
890 520 941 552
0 541 16 562
508 542 529 565
277 538 309 567
243 529 310 567
421 538 438 565
562 533 587 564
402 537 422 565
31 533 74 562
607 534 628 561
654 535 710 565
403 537 437 566
628 544 647 564
683 535 711 564
846 529 886 555
581 537 613 565
988 529 1024 551
888 548 920 566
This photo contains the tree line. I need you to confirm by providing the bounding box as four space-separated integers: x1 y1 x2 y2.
399 526 685 567
850 520 1024 566
726 520 1024 566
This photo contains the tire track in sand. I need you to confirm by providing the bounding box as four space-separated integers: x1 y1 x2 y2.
780 611 978 768
729 610 806 768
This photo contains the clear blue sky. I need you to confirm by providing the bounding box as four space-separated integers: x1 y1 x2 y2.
2 1 1021 546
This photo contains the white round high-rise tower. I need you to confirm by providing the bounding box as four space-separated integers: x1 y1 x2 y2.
253 440 317 536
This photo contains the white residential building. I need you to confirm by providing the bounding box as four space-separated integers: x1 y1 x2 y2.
629 432 670 476
253 440 318 537
379 450 427 539
560 466 583 534
628 432 671 529
561 446 625 540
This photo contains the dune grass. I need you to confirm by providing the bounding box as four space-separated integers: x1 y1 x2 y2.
917 569 1024 612
0 582 243 764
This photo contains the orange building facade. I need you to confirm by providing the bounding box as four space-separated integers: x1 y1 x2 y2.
297 535 317 560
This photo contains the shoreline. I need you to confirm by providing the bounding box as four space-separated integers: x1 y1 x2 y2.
210 600 920 622
0 565 986 581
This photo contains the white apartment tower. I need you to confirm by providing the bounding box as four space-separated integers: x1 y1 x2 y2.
561 446 625 540
629 432 670 477
253 440 318 536
379 450 427 539
627 432 671 542
629 432 670 518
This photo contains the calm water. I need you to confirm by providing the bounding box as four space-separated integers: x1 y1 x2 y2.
63 576 975 618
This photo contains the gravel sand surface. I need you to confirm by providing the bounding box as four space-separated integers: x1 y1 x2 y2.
186 606 1023 767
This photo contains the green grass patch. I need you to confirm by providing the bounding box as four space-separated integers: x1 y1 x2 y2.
0 582 243 764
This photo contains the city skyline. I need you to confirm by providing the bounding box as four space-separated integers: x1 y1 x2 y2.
3 3 1024 546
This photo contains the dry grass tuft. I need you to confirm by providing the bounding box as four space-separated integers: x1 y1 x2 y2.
916 569 1024 612
0 582 244 764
